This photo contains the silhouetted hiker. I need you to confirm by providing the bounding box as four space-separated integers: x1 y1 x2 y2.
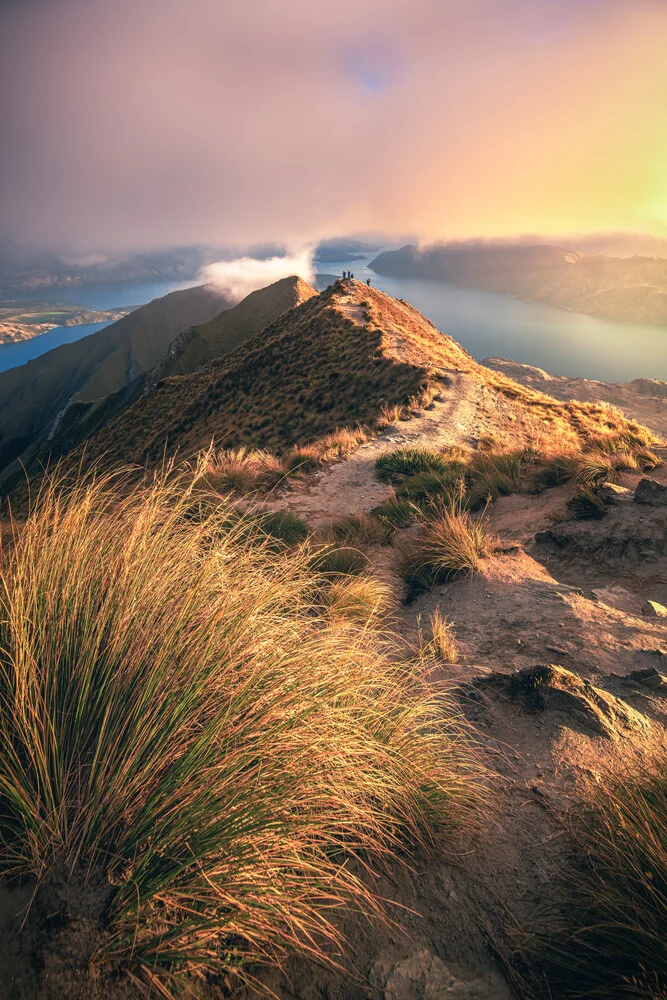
350 273 354 280
366 277 371 286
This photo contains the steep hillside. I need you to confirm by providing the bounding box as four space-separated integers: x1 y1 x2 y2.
152 276 317 379
370 244 667 323
0 283 229 481
73 279 659 474
0 278 318 492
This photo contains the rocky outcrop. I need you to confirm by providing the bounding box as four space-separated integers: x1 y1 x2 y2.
535 501 667 570
643 600 667 618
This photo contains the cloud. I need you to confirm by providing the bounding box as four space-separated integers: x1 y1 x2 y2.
201 249 315 303
0 0 666 253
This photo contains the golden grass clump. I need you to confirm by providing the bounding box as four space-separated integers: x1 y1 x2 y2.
419 608 459 664
398 504 498 601
317 425 371 460
0 467 483 996
323 575 394 624
197 445 288 494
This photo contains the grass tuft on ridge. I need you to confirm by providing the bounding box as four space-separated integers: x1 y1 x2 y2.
0 467 483 996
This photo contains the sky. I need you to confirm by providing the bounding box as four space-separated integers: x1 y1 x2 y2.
1 0 666 255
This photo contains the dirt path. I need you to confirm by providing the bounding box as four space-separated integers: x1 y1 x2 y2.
268 372 489 525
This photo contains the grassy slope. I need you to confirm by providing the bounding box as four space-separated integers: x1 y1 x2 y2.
154 275 318 378
18 277 319 483
75 283 460 468
75 280 657 473
370 245 667 323
0 283 229 478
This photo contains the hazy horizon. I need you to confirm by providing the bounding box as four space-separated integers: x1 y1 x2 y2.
1 0 666 256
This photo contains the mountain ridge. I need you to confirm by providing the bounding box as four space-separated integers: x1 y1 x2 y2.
65 279 659 478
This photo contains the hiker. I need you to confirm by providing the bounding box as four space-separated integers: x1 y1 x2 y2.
366 277 371 286
350 272 354 280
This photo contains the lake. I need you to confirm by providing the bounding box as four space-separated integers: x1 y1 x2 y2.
331 254 667 384
0 278 201 374
0 264 665 383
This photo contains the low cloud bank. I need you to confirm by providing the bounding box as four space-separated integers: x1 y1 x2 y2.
201 250 315 303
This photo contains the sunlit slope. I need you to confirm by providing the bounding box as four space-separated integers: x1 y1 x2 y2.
76 279 655 471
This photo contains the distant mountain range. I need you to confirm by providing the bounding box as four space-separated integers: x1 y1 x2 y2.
0 244 230 294
370 244 667 324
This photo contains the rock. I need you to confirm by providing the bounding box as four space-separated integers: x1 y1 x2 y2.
635 478 667 506
599 482 634 504
624 667 667 690
535 505 667 568
478 665 648 739
643 599 667 617
370 950 511 1000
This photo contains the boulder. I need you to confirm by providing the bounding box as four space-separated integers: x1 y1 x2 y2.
599 482 633 504
625 667 667 690
635 478 667 506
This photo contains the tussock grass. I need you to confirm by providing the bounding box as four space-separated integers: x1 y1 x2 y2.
371 494 420 530
466 451 524 508
375 447 458 483
308 542 369 578
398 505 498 601
396 470 461 503
317 426 370 460
323 575 393 624
329 513 394 547
419 608 459 664
0 468 484 997
534 761 667 999
198 445 288 494
253 507 310 547
567 485 607 520
285 444 323 474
